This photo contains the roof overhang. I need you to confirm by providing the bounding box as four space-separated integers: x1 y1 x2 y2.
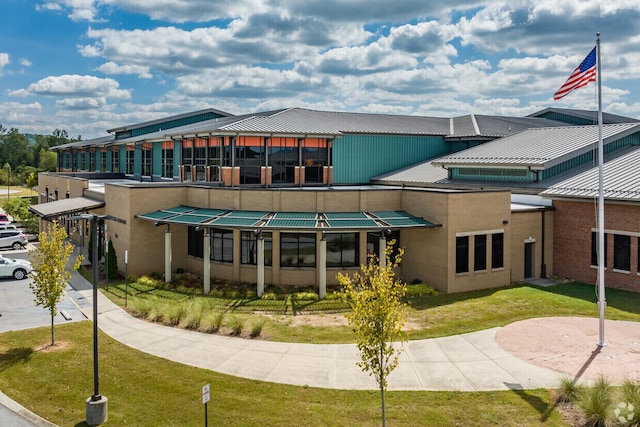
29 197 105 220
137 205 440 231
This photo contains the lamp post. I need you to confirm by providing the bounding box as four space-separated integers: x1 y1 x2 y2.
69 213 111 426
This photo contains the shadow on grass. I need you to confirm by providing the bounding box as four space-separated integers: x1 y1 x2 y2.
528 282 640 314
0 347 34 372
504 385 550 417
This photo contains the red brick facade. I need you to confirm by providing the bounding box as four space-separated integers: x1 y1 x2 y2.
553 200 640 292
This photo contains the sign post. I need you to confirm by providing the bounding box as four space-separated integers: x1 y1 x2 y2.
202 384 210 427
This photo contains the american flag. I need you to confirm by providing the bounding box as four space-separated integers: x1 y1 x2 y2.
553 47 597 100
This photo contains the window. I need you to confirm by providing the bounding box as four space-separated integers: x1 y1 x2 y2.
89 150 96 171
366 231 400 262
141 144 152 177
80 151 86 170
614 234 631 271
591 232 608 267
112 147 120 172
474 234 487 271
182 139 193 181
241 231 272 266
125 146 135 174
162 142 173 178
326 233 359 267
194 140 207 181
99 149 107 172
187 226 204 258
208 138 222 181
491 233 504 269
211 229 233 263
456 236 469 274
281 233 316 267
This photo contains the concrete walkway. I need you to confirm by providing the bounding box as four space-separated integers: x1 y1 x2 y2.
68 271 563 391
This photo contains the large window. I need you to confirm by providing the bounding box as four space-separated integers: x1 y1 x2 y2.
188 226 204 258
211 229 233 263
326 233 359 267
613 234 631 271
79 150 86 170
281 233 316 267
366 231 400 262
474 234 487 271
194 138 207 181
269 137 298 184
89 150 96 171
99 149 107 172
112 147 120 172
301 138 329 183
141 143 152 177
491 233 504 269
591 232 608 267
162 142 173 178
182 139 194 181
125 146 135 174
241 231 272 266
456 236 469 274
208 138 222 181
236 137 264 184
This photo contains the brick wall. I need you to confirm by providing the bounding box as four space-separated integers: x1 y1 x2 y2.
553 200 640 292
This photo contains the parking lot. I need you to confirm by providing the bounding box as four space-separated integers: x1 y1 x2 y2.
0 244 86 333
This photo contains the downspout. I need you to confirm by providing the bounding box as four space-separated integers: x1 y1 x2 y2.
540 209 546 278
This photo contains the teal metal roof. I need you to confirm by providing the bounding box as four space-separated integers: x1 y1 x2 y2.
137 205 440 230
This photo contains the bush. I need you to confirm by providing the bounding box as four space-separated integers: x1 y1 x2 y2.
558 376 583 403
620 379 640 426
228 316 245 336
181 301 206 329
128 297 154 318
200 311 225 333
405 283 438 297
578 376 613 427
250 319 266 338
163 301 188 326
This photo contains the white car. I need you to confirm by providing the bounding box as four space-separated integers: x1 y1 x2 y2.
0 255 33 280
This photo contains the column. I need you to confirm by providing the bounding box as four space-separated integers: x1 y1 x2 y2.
257 236 265 297
318 236 327 299
164 229 172 283
203 230 211 294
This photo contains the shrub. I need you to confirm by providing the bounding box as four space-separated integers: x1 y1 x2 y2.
228 316 245 336
181 301 206 329
405 283 438 297
128 297 154 318
292 291 319 301
261 292 282 301
558 376 583 403
250 319 266 338
146 303 165 323
163 301 189 326
578 375 613 427
200 311 225 333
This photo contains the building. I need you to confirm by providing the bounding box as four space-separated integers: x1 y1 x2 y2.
31 106 640 294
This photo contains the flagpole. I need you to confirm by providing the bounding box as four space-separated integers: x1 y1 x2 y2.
596 32 606 347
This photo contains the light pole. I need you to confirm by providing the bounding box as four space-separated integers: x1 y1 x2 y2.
69 213 112 426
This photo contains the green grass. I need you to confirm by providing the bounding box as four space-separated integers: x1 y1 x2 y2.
0 322 568 427
103 280 640 343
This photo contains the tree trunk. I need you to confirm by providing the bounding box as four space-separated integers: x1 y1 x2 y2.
50 315 55 346
380 347 386 427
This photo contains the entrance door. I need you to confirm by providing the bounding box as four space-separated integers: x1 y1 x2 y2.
524 242 534 278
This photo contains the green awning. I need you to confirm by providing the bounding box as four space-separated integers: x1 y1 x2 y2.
137 205 440 231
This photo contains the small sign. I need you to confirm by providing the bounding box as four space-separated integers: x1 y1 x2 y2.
202 384 210 404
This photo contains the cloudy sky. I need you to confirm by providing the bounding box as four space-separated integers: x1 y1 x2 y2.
1 0 639 139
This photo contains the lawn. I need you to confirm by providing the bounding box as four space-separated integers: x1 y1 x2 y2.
101 279 640 343
0 322 569 427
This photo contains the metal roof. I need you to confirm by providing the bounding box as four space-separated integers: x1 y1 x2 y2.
208 108 451 136
137 206 439 230
431 123 640 169
29 197 105 220
528 107 640 124
541 146 640 201
106 108 234 133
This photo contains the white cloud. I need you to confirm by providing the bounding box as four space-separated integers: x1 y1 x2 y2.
0 53 9 70
38 0 102 22
19 58 32 67
97 62 153 79
9 75 131 103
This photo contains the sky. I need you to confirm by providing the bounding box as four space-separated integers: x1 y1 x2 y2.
1 0 640 139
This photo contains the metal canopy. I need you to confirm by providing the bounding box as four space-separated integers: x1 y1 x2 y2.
137 205 439 231
29 197 105 220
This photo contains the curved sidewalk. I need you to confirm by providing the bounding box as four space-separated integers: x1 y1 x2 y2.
68 267 640 391
76 287 565 391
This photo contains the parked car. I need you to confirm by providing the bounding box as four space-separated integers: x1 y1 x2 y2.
0 255 32 279
0 230 28 250
0 213 12 225
0 224 18 231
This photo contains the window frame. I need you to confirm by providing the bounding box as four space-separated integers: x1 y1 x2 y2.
280 233 316 268
456 235 469 274
613 233 631 272
325 232 359 268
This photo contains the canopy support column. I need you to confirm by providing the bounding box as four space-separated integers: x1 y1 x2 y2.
319 235 327 299
379 236 387 268
164 227 172 283
257 235 265 297
203 230 211 294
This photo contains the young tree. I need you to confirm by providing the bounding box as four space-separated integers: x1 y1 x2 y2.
338 242 408 427
2 198 38 233
106 238 118 279
29 220 82 345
